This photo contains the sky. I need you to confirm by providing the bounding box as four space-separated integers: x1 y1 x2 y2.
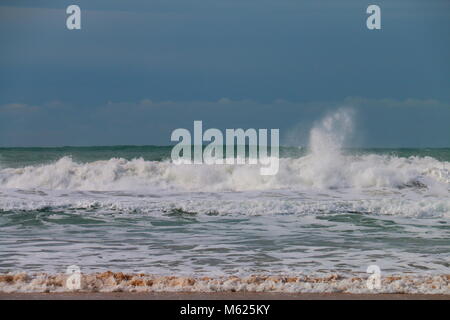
0 0 449 147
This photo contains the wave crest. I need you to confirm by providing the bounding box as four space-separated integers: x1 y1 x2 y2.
0 154 448 192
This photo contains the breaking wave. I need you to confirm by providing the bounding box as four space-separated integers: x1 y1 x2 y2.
0 154 448 192
1 108 449 195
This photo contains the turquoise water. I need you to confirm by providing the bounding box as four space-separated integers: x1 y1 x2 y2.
1 146 449 167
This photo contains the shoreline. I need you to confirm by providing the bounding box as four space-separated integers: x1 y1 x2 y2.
1 292 449 300
1 272 449 296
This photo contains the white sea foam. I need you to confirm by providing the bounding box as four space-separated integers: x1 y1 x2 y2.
0 189 449 218
0 272 449 294
0 152 448 192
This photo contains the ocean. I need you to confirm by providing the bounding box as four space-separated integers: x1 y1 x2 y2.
0 119 449 293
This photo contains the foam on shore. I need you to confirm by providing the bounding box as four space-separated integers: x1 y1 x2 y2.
0 272 448 294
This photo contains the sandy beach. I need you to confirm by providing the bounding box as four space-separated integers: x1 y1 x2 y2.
1 292 449 300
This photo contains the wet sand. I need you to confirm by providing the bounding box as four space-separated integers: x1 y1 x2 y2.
1 292 449 300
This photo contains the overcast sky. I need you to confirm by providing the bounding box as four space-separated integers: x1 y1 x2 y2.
0 0 449 147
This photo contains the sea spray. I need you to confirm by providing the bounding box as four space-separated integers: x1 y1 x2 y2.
301 108 355 188
309 108 354 157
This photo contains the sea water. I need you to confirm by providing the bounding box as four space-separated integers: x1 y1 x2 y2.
0 113 448 293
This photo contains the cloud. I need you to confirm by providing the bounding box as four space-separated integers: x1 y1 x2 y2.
0 103 40 113
343 97 448 109
217 97 232 104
